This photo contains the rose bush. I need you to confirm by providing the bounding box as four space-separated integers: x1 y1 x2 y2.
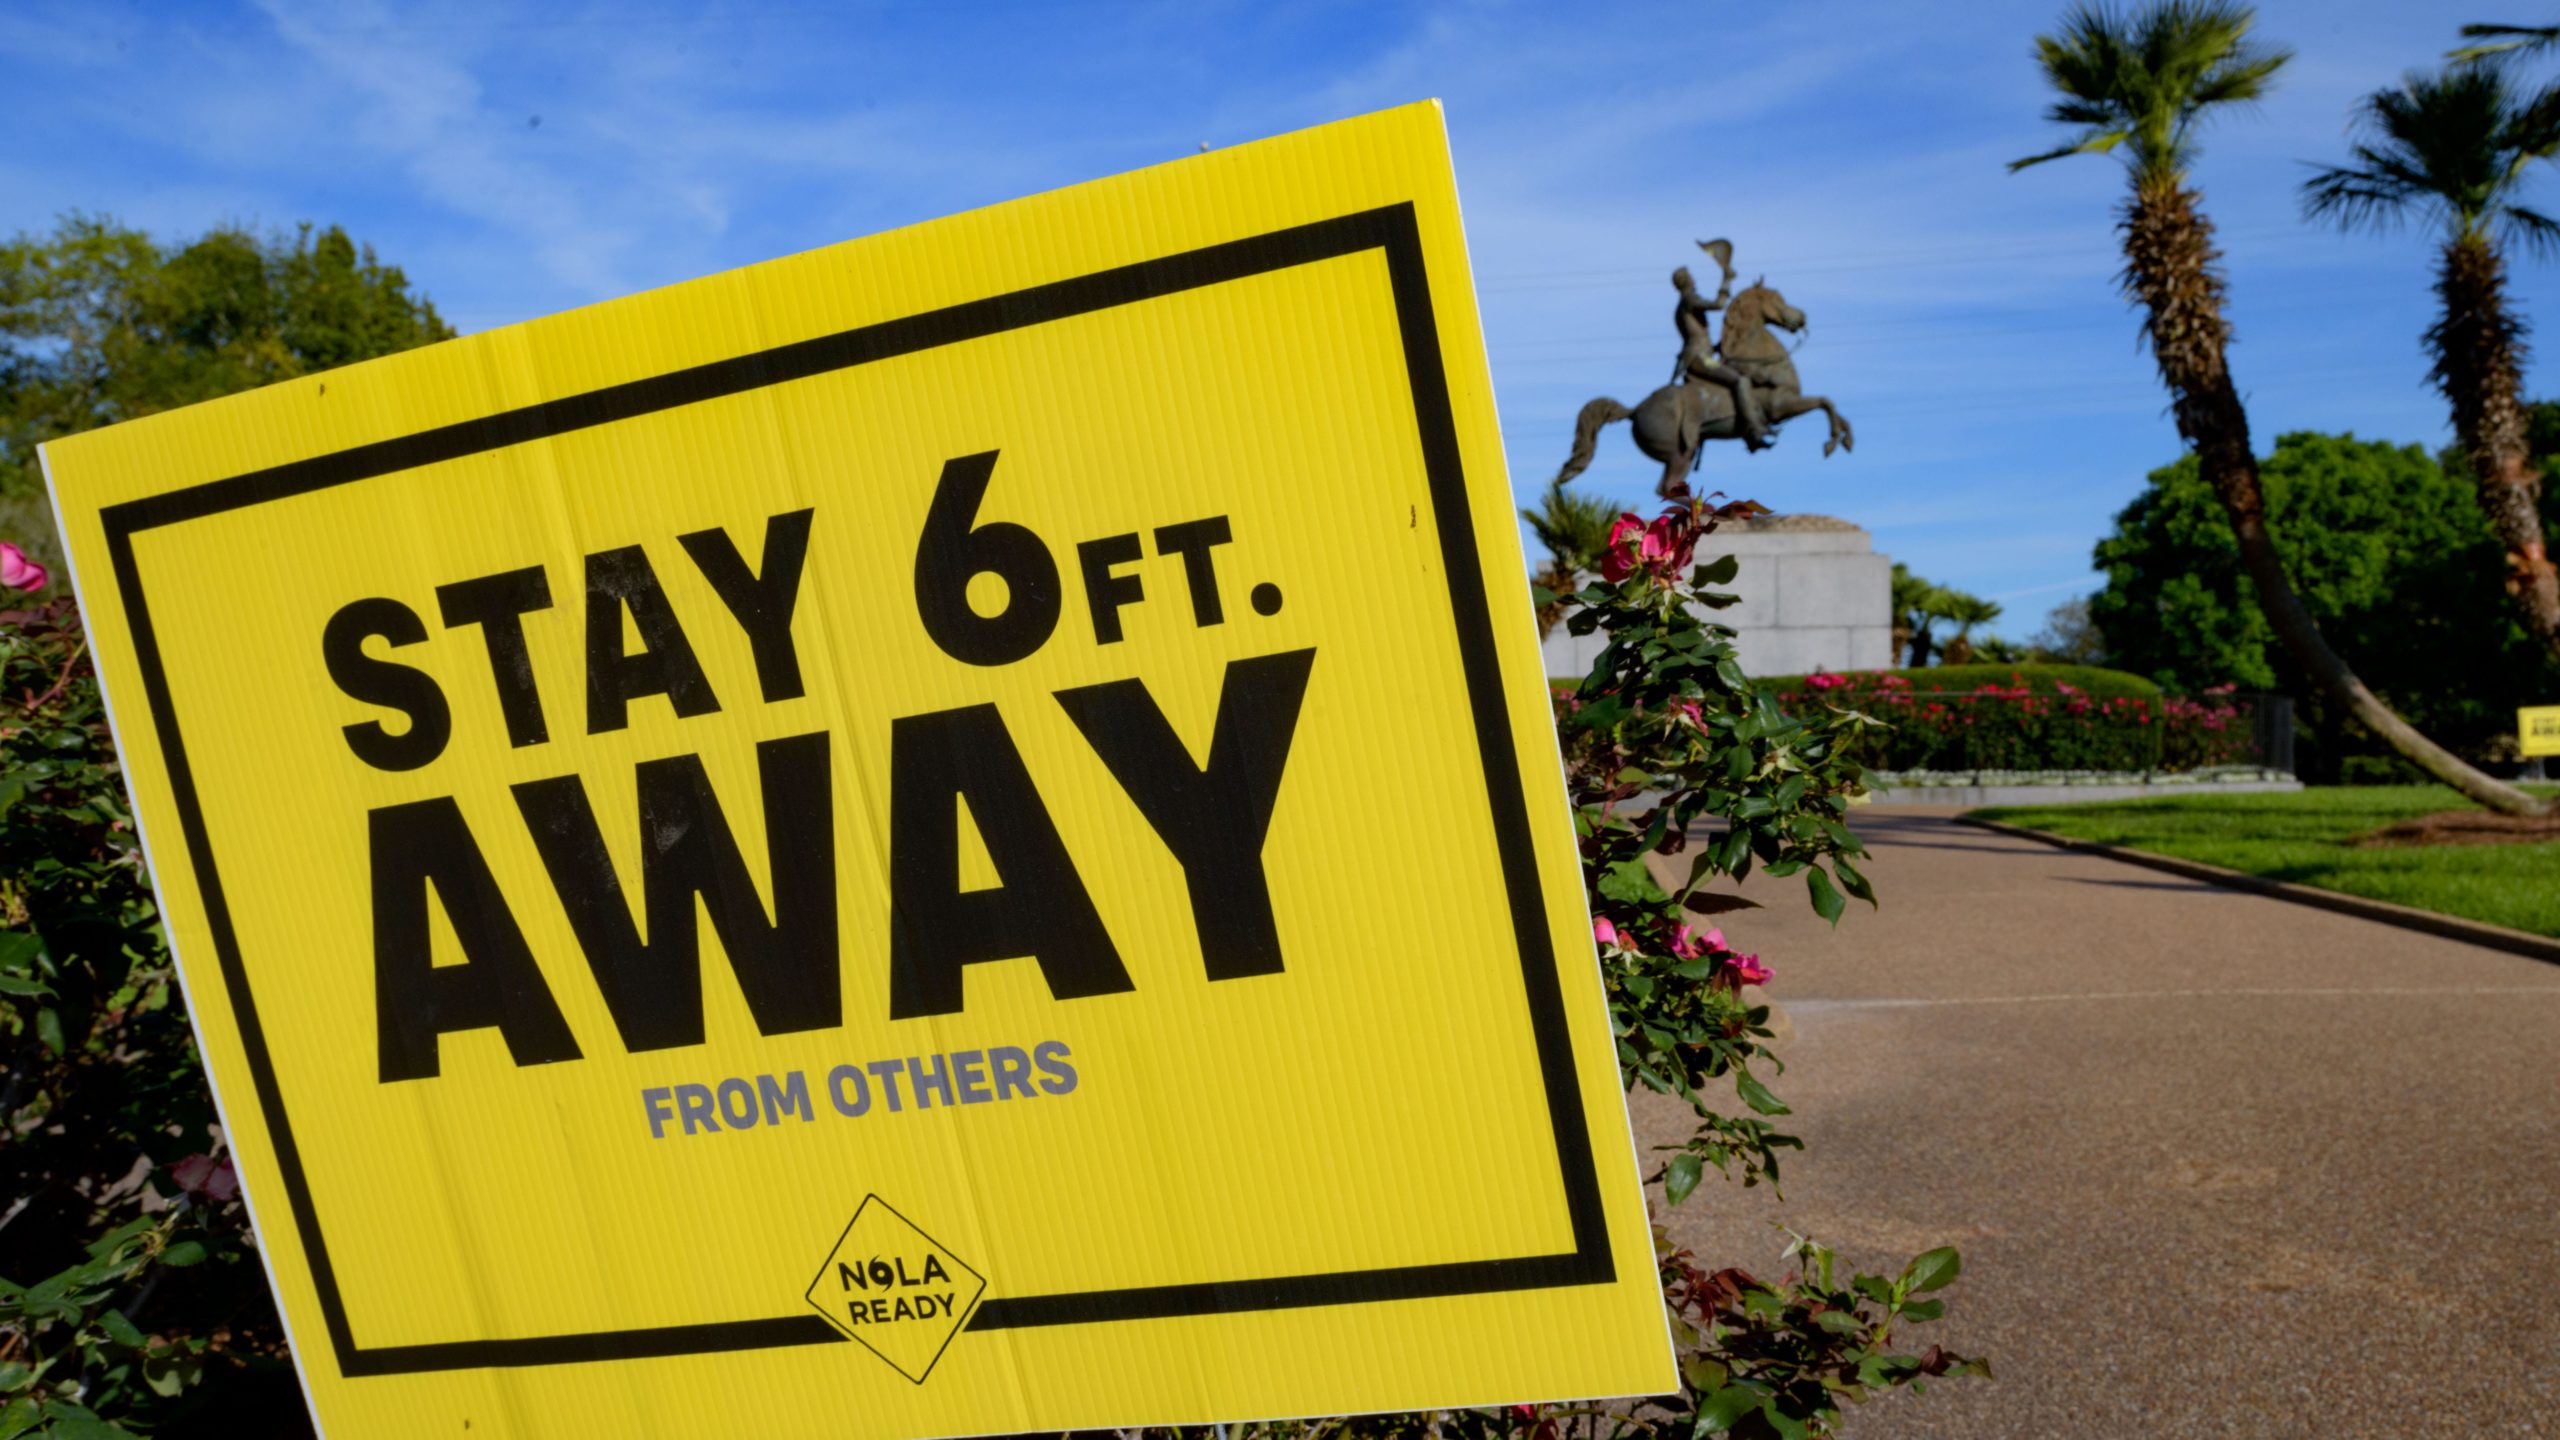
1541 499 1983 1435
1763 668 2272 775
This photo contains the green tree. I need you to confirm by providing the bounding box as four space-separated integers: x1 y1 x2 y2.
2302 61 2560 659
2013 0 2547 815
1 215 451 527
2028 595 2109 663
2090 431 2552 778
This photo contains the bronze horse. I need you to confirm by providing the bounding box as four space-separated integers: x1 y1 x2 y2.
1553 281 1854 497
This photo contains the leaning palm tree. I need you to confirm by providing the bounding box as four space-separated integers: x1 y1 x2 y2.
1521 480 1619 637
2302 62 2560 661
2014 0 2547 814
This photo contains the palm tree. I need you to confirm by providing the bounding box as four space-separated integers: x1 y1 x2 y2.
1521 480 1619 637
1891 563 1947 666
2014 0 2547 814
2302 62 2560 662
1938 591 2006 665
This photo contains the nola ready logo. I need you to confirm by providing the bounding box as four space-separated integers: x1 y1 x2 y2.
805 1196 987 1383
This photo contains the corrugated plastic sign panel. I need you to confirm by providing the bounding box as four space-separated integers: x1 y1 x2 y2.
41 102 1673 1439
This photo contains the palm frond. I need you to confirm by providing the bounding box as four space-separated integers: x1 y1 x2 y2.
2452 22 2560 63
2502 203 2560 260
2017 0 2289 187
1520 482 1618 574
2300 164 2422 231
2010 128 2129 171
2304 62 2557 245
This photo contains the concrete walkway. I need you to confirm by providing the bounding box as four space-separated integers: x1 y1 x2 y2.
1638 807 2560 1438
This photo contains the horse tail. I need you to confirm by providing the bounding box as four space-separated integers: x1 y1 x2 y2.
1555 397 1630 485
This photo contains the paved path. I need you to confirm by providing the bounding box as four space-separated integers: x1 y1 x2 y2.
1638 808 2560 1438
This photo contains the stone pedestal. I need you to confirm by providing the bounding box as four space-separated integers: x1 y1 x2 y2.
1541 514 1892 680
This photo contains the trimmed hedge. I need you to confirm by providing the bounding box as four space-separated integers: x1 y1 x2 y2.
1758 663 2161 701
1764 665 2169 773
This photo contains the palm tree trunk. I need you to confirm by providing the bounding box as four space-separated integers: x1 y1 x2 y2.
2123 183 2548 816
2430 234 2560 658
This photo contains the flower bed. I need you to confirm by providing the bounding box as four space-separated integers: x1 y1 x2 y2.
1766 668 2269 775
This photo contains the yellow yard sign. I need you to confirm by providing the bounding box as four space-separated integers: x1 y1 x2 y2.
2523 705 2560 758
40 103 1671 1438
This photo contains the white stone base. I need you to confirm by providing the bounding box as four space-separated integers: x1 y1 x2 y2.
1541 516 1892 681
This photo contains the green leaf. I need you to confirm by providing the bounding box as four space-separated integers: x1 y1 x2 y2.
139 1349 199 1399
43 1420 140 1440
98 1308 145 1348
1805 866 1846 925
1665 1151 1705 1206
1692 1383 1764 1435
1679 1354 1730 1394
1901 1297 1946 1321
157 1240 208 1269
1902 1245 1961 1294
1598 858 1668 905
1734 1072 1790 1116
1694 553 1740 586
1832 853 1876 905
1759 1399 1812 1440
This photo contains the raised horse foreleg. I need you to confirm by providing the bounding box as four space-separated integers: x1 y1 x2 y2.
1762 393 1854 457
1658 446 1696 500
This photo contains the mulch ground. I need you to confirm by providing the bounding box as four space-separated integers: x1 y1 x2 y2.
2350 809 2560 848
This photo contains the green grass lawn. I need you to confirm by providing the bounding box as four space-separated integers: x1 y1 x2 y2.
1971 785 2560 938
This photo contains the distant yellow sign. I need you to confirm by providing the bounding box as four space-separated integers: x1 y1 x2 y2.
2523 705 2560 758
42 103 1670 1437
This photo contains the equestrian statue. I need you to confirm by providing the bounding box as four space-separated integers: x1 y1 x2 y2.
1554 239 1854 498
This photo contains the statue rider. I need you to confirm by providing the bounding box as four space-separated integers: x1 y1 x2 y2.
1671 239 1772 453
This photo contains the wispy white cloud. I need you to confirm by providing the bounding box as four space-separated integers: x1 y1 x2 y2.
0 0 2542 610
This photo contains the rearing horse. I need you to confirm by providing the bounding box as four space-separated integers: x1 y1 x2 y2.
1553 281 1854 498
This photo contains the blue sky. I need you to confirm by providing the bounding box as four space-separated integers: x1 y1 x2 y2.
5 0 2549 641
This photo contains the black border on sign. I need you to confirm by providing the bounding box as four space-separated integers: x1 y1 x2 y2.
98 203 1612 1377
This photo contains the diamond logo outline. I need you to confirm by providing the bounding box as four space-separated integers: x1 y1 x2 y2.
804 1194 987 1385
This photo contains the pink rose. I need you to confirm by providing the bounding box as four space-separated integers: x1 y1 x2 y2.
1599 506 1703 585
1598 514 1647 583
170 1151 240 1203
1 543 48 593
1669 923 1703 959
1702 927 1725 952
1593 916 1618 948
1727 953 1772 986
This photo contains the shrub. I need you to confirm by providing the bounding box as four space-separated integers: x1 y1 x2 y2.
1770 668 2165 773
0 597 300 1435
1764 666 2278 775
1538 499 1984 1434
1759 662 2160 701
